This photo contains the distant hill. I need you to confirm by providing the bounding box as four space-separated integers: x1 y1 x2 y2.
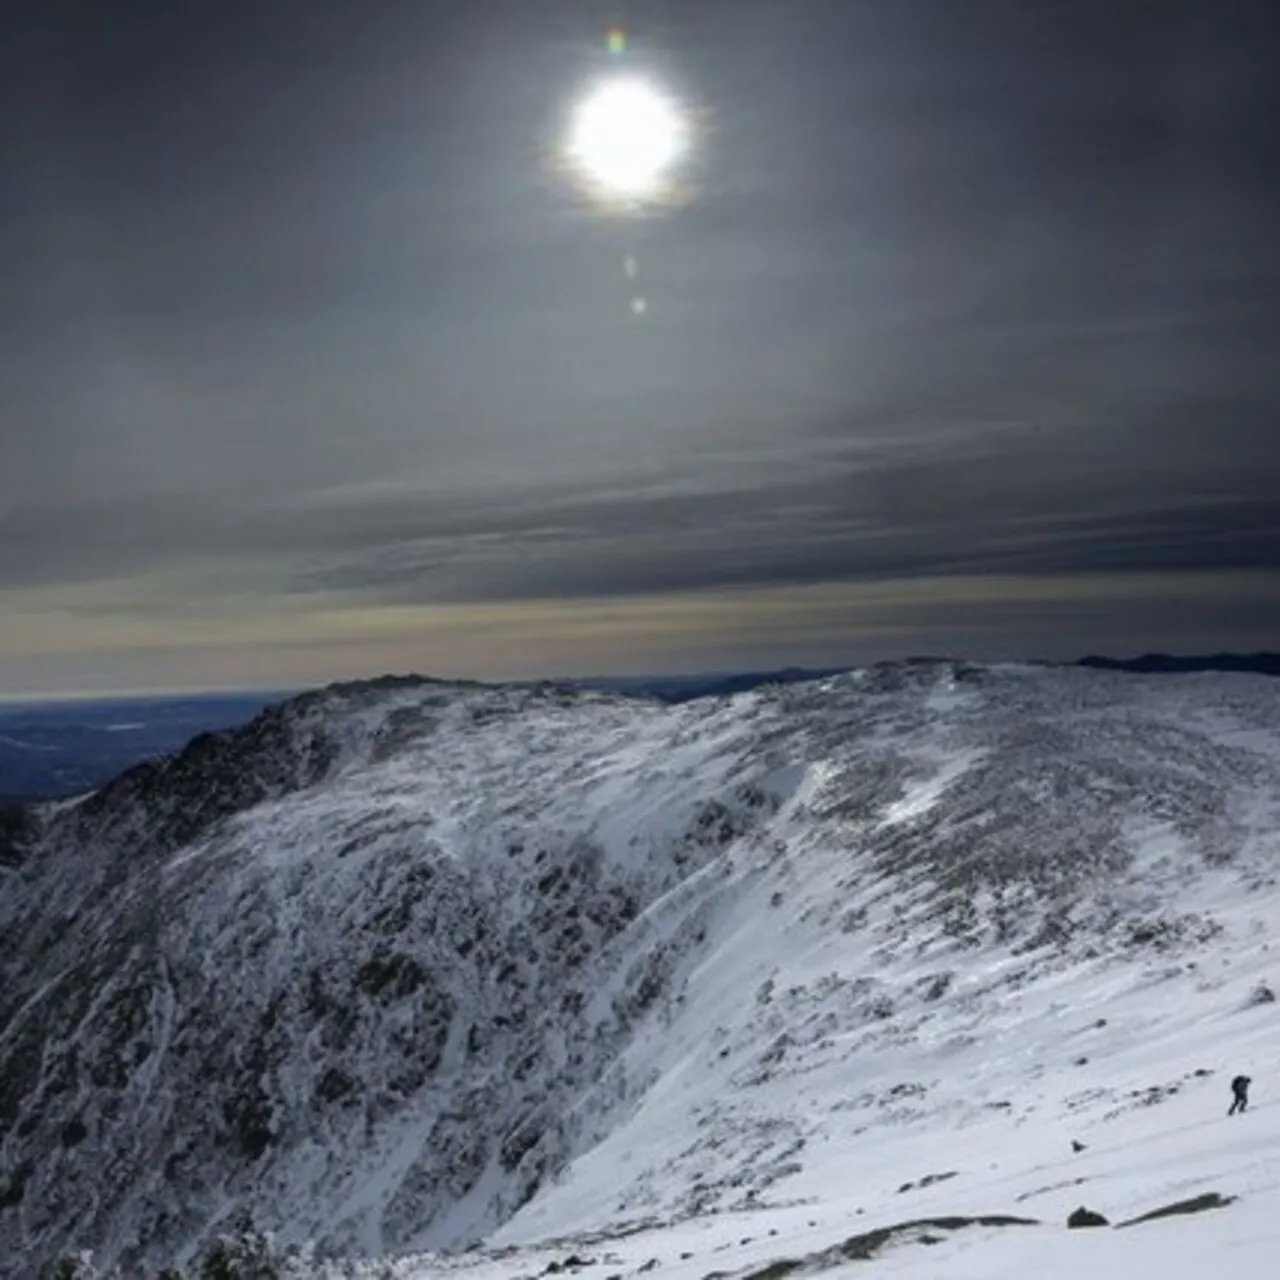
1078 652 1280 677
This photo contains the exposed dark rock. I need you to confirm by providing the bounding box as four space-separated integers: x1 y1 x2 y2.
59 1117 88 1148
738 1215 1039 1280
1117 1192 1235 1227
0 804 34 869
1067 1207 1109 1228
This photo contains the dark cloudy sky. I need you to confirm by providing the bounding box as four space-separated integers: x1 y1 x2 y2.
2 0 1279 696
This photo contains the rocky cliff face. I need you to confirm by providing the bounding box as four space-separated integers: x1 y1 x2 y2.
0 677 787 1273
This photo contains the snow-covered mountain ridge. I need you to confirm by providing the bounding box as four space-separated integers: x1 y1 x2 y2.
3 661 1280 1277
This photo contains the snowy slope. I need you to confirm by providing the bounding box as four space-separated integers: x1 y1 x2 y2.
3 662 1280 1277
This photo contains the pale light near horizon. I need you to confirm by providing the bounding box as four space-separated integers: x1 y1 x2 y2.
564 75 691 205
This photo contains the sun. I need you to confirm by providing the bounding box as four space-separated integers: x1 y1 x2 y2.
564 75 690 205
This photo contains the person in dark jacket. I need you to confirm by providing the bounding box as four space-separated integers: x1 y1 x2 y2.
1229 1075 1251 1115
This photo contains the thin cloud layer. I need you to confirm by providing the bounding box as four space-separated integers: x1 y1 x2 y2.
1 0 1278 694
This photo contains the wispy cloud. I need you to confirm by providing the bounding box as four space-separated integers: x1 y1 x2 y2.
1 0 1278 694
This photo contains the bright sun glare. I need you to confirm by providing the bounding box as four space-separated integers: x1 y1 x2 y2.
565 76 690 204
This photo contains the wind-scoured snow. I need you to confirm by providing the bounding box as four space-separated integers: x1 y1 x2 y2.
2 662 1280 1277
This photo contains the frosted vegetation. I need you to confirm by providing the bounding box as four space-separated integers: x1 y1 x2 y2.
3 662 1280 1277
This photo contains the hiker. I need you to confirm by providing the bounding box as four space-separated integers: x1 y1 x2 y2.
1229 1075 1251 1115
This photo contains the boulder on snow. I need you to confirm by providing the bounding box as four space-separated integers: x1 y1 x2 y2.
1067 1206 1109 1228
